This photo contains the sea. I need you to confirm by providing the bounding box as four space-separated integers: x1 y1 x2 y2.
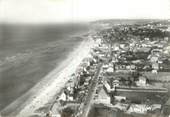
0 23 89 111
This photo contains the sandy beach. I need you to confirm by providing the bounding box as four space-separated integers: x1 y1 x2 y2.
2 36 94 117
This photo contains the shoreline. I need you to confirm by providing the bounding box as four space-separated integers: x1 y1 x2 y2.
1 36 94 117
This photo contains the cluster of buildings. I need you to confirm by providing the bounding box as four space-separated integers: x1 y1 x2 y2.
57 56 98 116
46 21 170 117
48 37 109 117
88 22 170 117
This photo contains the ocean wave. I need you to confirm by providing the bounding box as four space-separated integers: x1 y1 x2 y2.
0 51 33 66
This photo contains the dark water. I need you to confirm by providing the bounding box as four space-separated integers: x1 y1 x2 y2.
0 23 89 110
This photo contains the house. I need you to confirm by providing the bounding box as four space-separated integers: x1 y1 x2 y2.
112 79 120 87
112 57 118 63
106 67 114 73
96 38 102 45
114 96 126 102
126 104 149 114
152 63 159 70
141 43 151 47
144 37 150 41
127 104 161 114
112 103 129 111
119 43 129 50
113 46 120 51
59 92 67 101
136 76 147 86
132 60 143 64
104 82 112 93
115 69 134 73
126 65 136 70
102 64 109 69
151 49 163 55
152 69 158 74
148 55 159 63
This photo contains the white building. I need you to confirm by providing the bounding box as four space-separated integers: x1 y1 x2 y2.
136 76 147 86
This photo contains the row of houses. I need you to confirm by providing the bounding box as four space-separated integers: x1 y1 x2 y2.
54 37 111 117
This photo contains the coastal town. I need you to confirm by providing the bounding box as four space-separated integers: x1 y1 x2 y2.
9 20 169 117
1 0 170 117
38 20 170 117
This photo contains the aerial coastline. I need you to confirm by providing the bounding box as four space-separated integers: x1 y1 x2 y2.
1 34 94 117
1 19 170 117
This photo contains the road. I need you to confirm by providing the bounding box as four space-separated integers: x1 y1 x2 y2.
77 63 103 117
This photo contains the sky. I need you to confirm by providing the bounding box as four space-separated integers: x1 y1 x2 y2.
0 0 170 23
